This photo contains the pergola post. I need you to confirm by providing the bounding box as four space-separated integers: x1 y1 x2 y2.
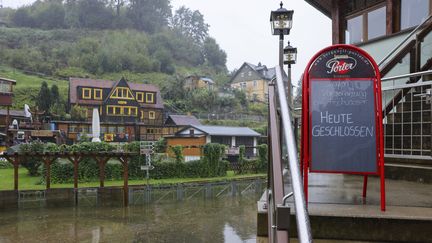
43 155 58 190
4 155 20 191
119 156 129 207
94 156 110 188
66 154 83 189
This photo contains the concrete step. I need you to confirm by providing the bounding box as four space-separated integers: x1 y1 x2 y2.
288 204 432 242
384 157 432 183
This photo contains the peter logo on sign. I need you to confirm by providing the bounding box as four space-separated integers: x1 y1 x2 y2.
326 55 357 75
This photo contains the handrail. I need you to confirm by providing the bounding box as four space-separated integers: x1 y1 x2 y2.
274 66 312 242
268 82 289 242
381 70 432 82
378 14 432 67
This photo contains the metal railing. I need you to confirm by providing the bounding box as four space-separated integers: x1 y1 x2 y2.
378 14 432 67
382 71 432 159
267 66 312 242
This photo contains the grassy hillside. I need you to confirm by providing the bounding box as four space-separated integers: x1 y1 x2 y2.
0 65 68 110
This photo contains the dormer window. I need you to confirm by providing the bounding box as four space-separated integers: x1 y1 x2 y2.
82 88 91 99
136 92 144 102
94 89 102 100
146 93 154 103
111 87 134 99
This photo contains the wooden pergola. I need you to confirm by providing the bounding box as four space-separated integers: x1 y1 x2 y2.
1 151 141 206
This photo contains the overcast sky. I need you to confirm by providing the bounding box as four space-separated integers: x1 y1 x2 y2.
2 0 331 83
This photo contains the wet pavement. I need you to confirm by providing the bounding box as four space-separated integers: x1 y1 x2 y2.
284 171 432 218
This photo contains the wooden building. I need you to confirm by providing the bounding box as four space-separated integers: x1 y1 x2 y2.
305 0 430 45
183 75 214 90
55 77 176 142
166 125 261 161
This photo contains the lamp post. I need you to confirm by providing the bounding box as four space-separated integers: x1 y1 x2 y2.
270 2 293 69
283 41 297 108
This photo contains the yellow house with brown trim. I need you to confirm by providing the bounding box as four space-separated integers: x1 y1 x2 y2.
230 62 285 102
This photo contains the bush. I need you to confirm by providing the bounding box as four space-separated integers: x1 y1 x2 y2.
0 159 12 169
19 141 45 176
257 144 268 172
202 143 227 177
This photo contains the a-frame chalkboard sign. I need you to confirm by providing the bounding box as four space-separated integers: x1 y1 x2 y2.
301 44 385 211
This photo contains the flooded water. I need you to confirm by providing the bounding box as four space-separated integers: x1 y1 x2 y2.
0 196 258 243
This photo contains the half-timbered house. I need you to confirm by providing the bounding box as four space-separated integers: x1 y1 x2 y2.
55 77 175 142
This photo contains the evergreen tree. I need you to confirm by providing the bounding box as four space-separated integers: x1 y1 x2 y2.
50 84 60 104
36 81 51 112
171 6 209 45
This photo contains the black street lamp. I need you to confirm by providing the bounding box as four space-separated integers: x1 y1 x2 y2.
284 41 297 107
270 2 294 68
283 41 297 66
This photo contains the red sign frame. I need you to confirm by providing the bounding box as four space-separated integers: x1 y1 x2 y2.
301 44 385 211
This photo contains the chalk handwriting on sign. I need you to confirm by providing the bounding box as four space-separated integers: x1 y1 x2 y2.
310 79 377 173
312 111 374 138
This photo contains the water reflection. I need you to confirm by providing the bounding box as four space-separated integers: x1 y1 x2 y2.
0 196 259 243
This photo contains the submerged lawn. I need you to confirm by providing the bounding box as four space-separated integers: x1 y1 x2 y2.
0 168 266 191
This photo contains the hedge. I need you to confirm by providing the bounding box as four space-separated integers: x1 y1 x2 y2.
16 141 230 183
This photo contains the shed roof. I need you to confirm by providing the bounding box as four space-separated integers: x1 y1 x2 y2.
179 125 261 137
166 115 201 126
0 109 26 117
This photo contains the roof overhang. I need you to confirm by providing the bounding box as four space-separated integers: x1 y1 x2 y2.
304 0 332 18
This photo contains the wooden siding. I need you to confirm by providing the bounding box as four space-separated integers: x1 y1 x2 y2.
166 137 206 157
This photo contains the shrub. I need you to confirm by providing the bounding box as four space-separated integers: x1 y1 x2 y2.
257 144 268 172
170 145 184 163
202 143 226 177
19 141 45 176
0 159 12 169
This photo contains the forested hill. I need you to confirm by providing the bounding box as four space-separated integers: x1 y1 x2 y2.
0 0 228 79
0 0 253 115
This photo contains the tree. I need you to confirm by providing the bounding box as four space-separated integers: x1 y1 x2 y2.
203 37 227 71
70 105 87 121
128 0 171 33
12 8 33 27
171 6 209 45
76 0 114 29
37 81 51 113
50 84 60 103
32 1 66 29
